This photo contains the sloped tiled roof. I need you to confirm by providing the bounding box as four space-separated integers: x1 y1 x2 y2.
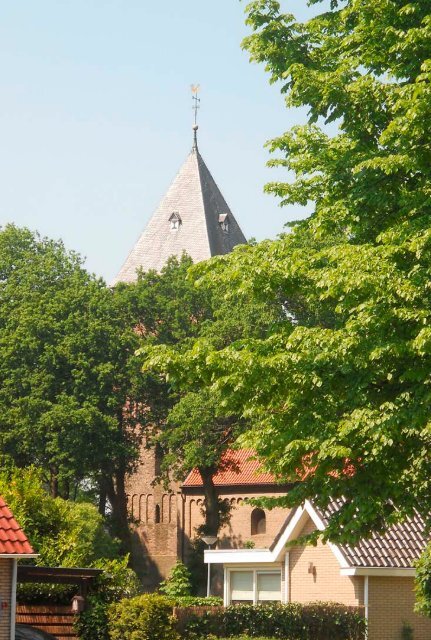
316 499 426 569
0 496 35 555
113 135 246 283
183 449 279 487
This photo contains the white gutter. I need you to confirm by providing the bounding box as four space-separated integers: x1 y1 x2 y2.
10 559 17 640
0 554 38 559
205 549 272 564
340 567 415 577
284 553 289 603
204 502 416 582
364 575 369 638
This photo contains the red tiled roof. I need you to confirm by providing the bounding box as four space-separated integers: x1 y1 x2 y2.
0 496 35 555
183 449 279 487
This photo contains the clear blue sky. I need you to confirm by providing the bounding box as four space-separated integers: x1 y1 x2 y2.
0 1 316 282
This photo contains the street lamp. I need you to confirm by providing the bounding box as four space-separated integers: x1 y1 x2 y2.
202 535 218 597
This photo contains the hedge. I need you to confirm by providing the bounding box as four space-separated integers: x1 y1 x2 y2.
182 602 366 640
173 596 223 607
108 594 179 640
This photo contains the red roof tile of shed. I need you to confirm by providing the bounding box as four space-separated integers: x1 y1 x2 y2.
0 496 35 555
183 449 279 487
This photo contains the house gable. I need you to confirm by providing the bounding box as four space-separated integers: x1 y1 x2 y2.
288 515 363 606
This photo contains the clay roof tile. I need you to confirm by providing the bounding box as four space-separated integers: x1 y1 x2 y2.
0 496 35 555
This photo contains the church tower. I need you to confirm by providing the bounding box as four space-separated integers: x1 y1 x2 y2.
116 123 246 587
113 125 246 283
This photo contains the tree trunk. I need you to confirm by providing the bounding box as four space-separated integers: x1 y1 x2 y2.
50 467 59 498
104 467 131 553
98 477 108 516
198 466 220 536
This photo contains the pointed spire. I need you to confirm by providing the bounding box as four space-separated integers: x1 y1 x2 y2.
112 89 246 284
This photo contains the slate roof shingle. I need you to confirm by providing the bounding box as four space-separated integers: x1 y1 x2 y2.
0 496 35 555
183 449 279 487
113 139 246 283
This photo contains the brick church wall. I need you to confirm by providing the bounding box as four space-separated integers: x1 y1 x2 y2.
127 439 291 589
184 489 289 551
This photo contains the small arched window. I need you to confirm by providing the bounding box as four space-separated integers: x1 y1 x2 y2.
251 508 266 535
155 504 161 524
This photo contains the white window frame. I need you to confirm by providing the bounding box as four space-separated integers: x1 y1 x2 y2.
226 566 282 606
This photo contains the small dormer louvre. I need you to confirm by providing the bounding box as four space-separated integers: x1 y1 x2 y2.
169 212 182 231
219 213 229 233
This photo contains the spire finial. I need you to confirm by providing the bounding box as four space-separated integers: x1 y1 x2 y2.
191 84 200 149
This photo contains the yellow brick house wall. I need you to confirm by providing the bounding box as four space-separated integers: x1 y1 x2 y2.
368 576 431 640
288 517 363 606
0 558 13 640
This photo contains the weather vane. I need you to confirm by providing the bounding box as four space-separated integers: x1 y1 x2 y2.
191 84 200 126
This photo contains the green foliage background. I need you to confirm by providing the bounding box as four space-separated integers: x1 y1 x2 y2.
146 0 431 544
0 467 119 567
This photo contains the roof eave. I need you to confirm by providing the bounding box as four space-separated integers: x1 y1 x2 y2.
181 482 291 490
0 554 38 559
341 567 415 577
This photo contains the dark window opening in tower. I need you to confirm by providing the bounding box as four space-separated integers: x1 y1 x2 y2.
251 508 266 535
155 504 161 524
155 442 164 477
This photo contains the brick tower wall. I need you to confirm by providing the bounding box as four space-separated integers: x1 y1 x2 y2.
126 440 183 589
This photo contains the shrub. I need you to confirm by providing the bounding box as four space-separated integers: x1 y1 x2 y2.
415 541 431 617
159 561 193 597
75 556 140 640
173 596 223 607
217 637 278 640
182 602 365 640
108 594 179 640
0 467 120 568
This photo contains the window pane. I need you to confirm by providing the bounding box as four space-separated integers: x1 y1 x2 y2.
257 572 281 602
230 571 253 601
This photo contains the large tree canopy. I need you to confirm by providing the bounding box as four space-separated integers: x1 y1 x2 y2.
0 225 149 545
140 252 282 535
146 0 431 543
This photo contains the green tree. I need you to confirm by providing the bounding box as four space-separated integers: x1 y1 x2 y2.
141 254 282 536
145 0 431 547
0 467 119 566
159 561 192 597
0 225 147 546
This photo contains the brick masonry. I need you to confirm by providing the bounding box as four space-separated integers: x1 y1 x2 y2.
0 558 13 640
367 576 431 640
126 440 291 589
127 445 431 639
287 517 431 640
289 517 363 606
